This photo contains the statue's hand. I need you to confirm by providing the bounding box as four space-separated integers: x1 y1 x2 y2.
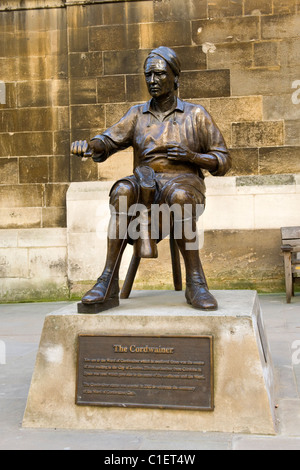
167 143 196 163
70 139 107 162
70 140 90 157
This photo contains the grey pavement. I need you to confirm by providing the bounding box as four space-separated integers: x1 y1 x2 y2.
0 293 300 450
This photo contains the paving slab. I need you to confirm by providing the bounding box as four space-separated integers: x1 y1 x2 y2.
232 435 300 450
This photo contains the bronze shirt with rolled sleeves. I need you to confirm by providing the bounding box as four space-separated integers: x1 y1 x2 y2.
91 97 231 201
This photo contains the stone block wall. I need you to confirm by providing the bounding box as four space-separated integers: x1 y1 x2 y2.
0 2 69 229
0 0 299 300
0 227 68 301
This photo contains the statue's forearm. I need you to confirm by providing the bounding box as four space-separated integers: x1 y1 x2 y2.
191 153 218 172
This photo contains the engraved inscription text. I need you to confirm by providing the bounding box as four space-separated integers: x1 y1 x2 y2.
76 335 213 410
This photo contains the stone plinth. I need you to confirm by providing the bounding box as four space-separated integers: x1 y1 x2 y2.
22 290 276 434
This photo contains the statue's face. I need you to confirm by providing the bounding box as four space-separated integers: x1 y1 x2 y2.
144 57 176 98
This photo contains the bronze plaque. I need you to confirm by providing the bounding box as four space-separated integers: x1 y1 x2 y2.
76 335 214 411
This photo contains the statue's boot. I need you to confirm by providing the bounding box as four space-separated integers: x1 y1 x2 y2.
81 215 127 304
175 218 218 311
185 274 218 311
81 270 119 304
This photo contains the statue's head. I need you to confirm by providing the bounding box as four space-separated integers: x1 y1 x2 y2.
144 46 181 98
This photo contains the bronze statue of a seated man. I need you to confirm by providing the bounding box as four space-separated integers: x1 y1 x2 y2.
71 46 231 311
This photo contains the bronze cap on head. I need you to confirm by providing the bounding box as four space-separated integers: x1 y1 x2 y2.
144 46 181 87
